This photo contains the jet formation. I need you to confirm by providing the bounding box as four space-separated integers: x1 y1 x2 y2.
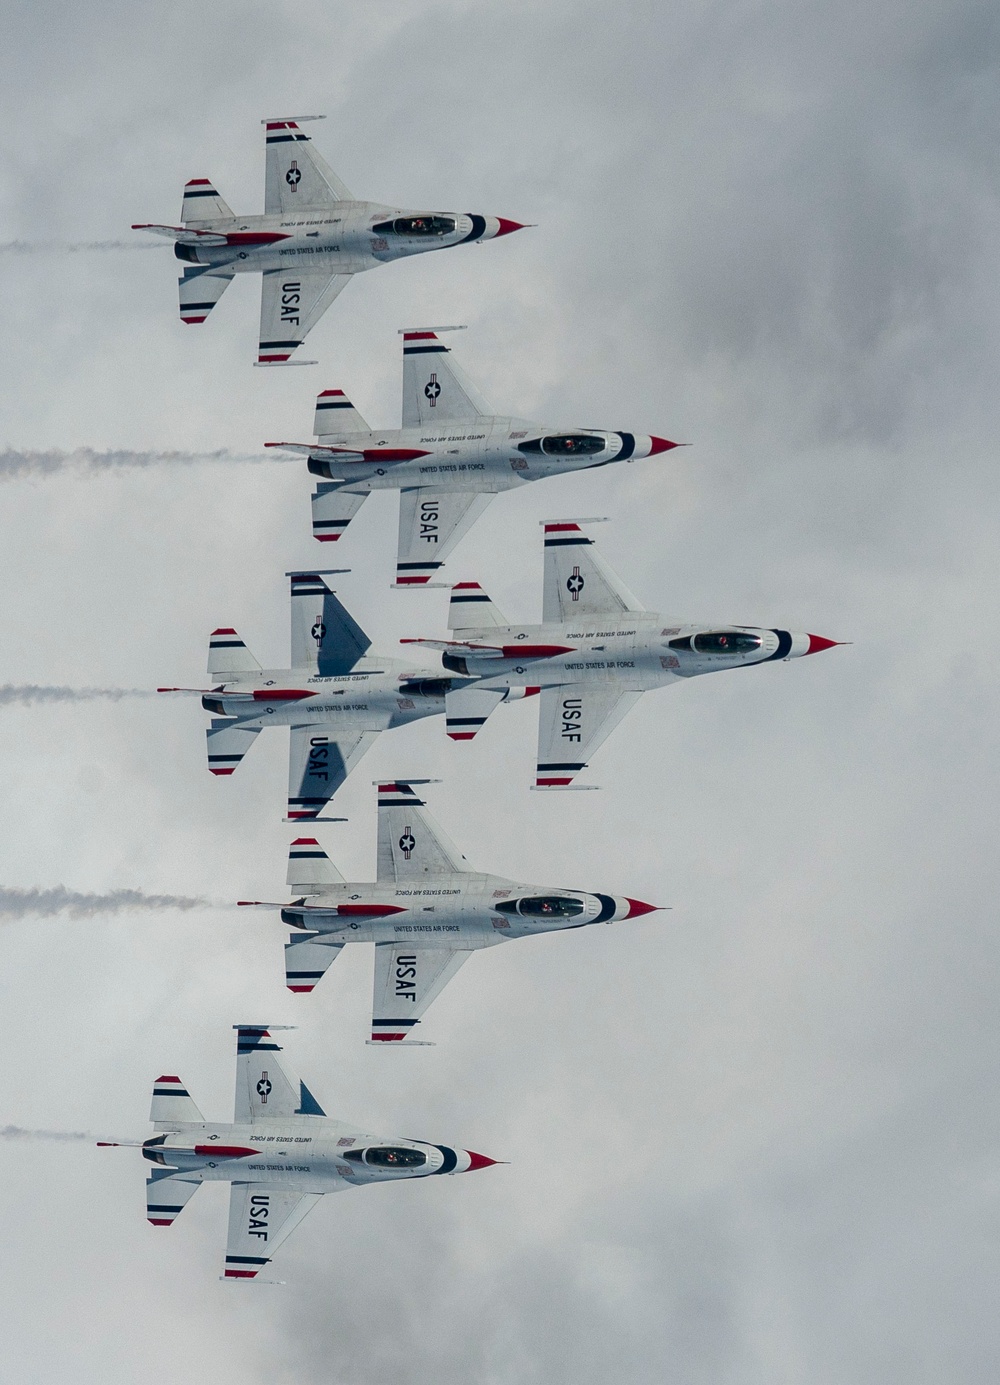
81 117 842 1279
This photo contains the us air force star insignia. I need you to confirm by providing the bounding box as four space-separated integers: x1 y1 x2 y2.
286 162 301 187
399 829 416 859
256 1073 272 1102
424 374 441 405
311 621 325 644
566 567 585 600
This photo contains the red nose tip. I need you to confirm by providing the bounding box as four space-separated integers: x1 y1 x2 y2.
624 898 660 919
805 634 841 655
648 436 681 455
465 1150 500 1171
494 218 528 237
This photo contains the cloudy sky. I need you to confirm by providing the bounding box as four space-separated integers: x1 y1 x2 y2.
1 0 998 1380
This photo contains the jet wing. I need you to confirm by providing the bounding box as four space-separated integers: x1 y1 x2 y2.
401 329 494 426
234 1025 326 1124
287 725 380 820
395 489 495 586
370 944 471 1043
258 268 350 365
289 572 371 675
542 522 644 622
264 119 353 215
376 780 469 881
534 684 642 789
224 1183 323 1281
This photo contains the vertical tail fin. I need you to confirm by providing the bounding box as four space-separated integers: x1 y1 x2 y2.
181 179 234 225
208 629 261 681
150 1075 205 1128
448 582 508 631
287 838 344 893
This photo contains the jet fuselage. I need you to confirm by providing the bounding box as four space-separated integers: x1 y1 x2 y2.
143 1122 488 1192
201 657 461 732
426 615 828 690
298 417 673 496
174 204 520 277
279 870 650 955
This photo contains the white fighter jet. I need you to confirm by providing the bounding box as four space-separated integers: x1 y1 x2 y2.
99 1026 499 1282
133 117 526 365
158 571 521 820
268 327 679 586
239 780 659 1042
405 521 842 789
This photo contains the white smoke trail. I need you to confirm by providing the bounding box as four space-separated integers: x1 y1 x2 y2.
0 887 212 918
0 240 164 253
0 1125 91 1142
0 447 273 479
0 686 169 706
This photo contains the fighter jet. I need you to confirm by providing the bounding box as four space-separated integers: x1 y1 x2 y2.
133 117 527 365
158 571 519 820
268 327 679 586
99 1026 499 1281
238 780 659 1042
404 521 841 789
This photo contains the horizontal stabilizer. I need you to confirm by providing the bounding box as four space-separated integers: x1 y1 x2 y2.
150 1074 205 1128
310 486 368 544
314 389 370 436
287 837 344 892
284 933 344 993
207 719 260 777
444 685 507 742
179 268 233 326
448 582 508 631
208 628 261 680
182 179 235 225
147 1172 201 1226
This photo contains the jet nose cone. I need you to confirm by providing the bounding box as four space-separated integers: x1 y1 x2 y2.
464 1150 500 1171
648 436 681 455
494 218 529 237
624 898 661 919
805 634 841 655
